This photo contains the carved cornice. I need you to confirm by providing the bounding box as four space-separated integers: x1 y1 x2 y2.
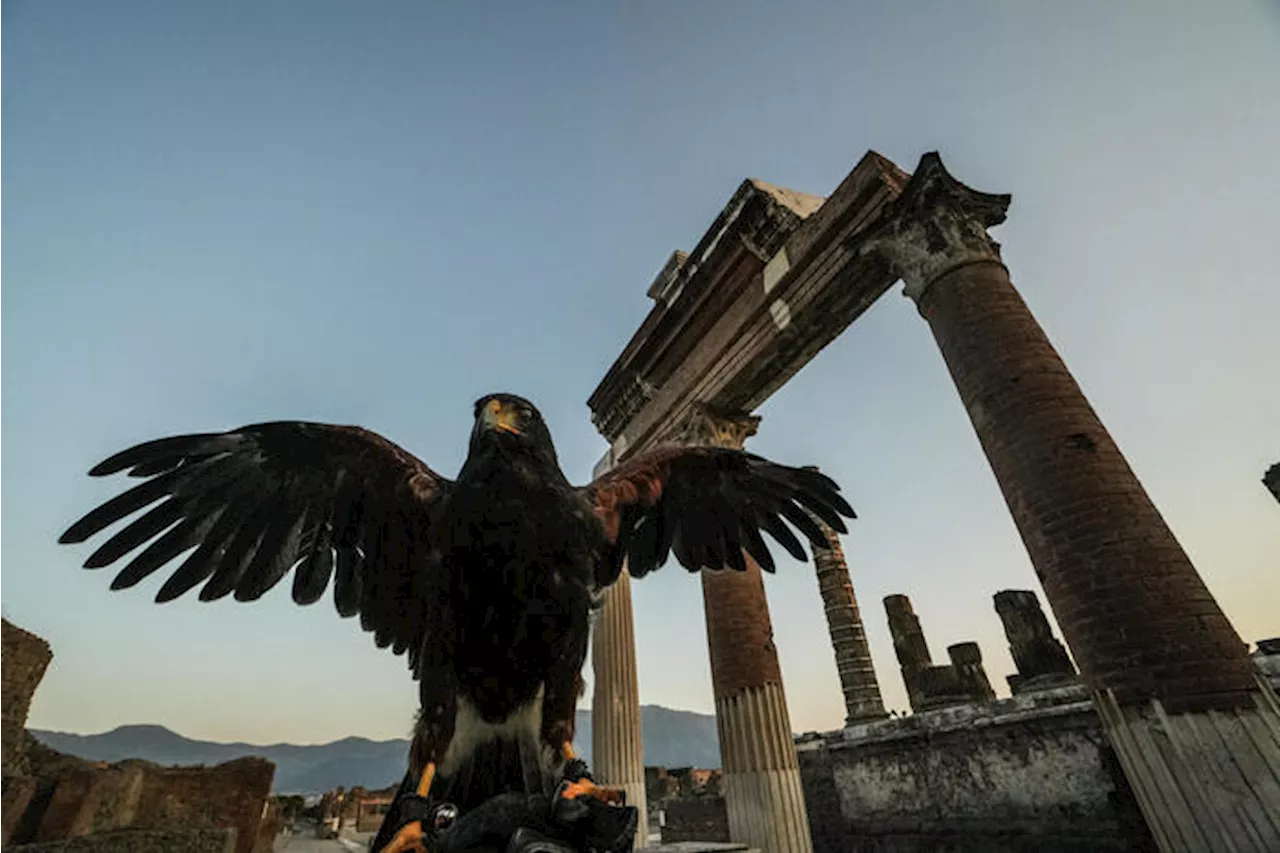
593 372 658 443
853 152 1011 303
669 403 760 449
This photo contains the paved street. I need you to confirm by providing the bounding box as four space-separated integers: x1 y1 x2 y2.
273 822 373 852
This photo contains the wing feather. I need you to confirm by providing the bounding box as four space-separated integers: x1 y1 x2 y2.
61 421 452 672
580 443 855 584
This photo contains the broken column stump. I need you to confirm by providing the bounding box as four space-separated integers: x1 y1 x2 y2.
994 589 1076 694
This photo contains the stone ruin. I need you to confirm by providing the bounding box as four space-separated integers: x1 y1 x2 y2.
1 618 279 853
585 150 1280 852
314 782 398 836
644 767 728 844
795 591 1280 852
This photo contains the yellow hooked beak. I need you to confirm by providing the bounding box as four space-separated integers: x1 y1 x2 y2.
481 398 522 435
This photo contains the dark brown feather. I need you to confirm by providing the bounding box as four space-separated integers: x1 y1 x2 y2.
580 443 856 581
61 421 453 673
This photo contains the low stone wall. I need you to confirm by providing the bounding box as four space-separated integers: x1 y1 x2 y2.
7 827 236 853
795 685 1154 853
7 755 274 853
658 797 731 844
132 757 274 853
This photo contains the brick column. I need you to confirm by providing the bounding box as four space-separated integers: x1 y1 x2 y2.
590 567 649 848
675 405 814 853
860 152 1278 852
799 471 887 725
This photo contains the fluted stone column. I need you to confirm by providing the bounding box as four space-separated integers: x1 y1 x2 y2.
799 482 887 725
590 566 648 848
676 405 814 853
861 152 1277 852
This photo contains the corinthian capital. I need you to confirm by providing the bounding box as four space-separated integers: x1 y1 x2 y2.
855 152 1011 303
670 403 761 449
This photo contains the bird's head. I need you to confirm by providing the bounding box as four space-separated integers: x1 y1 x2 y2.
469 393 559 468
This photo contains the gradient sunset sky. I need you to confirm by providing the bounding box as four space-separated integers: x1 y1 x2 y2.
4 1 1278 745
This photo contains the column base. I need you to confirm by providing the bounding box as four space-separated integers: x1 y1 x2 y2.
716 684 814 853
722 769 813 853
1094 678 1280 853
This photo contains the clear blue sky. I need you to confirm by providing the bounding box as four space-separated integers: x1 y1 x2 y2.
4 1 1278 746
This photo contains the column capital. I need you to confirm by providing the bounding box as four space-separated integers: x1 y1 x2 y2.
671 402 761 449
856 152 1011 303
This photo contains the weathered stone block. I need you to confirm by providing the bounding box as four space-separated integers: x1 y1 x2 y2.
795 686 1154 852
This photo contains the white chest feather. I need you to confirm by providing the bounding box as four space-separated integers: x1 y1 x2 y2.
438 684 548 778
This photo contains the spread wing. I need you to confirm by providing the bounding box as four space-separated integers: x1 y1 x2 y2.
579 444 855 585
59 421 452 672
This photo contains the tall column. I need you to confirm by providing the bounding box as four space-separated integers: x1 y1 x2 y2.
862 152 1278 852
882 594 933 712
590 567 649 848
801 469 888 726
677 405 814 853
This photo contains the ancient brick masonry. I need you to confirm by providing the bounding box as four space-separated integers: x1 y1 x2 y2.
800 472 888 726
857 153 1256 713
858 152 1280 853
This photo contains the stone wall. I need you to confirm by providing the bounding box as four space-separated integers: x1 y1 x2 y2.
7 827 236 853
0 618 276 853
3 619 54 776
658 797 731 844
10 754 274 853
131 758 275 853
795 685 1154 853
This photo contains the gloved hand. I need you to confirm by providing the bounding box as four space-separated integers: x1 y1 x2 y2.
371 761 638 853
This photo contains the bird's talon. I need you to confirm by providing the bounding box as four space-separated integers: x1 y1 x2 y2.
380 819 429 853
557 777 626 806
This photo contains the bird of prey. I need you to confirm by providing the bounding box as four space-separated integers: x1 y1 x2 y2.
60 393 855 851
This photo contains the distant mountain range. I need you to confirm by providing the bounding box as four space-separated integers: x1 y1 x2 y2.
30 705 721 795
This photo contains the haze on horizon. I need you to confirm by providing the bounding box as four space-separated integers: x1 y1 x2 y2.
3 1 1278 748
